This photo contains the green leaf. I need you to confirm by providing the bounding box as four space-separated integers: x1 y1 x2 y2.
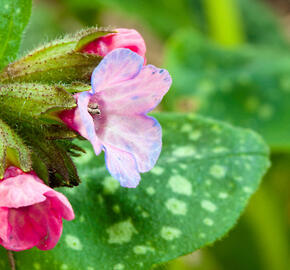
0 0 32 71
10 113 269 269
207 154 290 270
0 118 31 177
164 30 290 151
0 83 76 123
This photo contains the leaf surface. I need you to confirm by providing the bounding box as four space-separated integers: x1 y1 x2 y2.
2 113 270 270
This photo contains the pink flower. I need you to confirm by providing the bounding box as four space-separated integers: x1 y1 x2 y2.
61 48 172 188
0 166 74 251
82 28 146 61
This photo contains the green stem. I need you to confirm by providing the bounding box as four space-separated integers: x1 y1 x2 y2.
204 0 245 46
7 250 16 270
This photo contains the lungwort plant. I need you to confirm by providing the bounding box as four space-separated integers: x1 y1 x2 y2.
0 0 270 269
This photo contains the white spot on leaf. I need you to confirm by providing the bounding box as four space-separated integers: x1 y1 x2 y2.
211 125 222 133
201 200 217 212
179 164 187 170
166 198 187 215
79 215 85 223
189 130 201 141
168 175 192 196
172 146 196 157
235 176 243 182
167 157 177 163
65 235 83 251
60 265 68 270
203 218 214 226
113 264 124 270
102 177 120 194
146 186 156 195
210 165 226 178
151 166 164 175
161 227 182 241
258 104 274 119
133 245 154 254
218 192 229 199
142 211 150 218
243 186 252 193
181 124 192 132
107 219 137 244
199 233 206 238
212 147 228 153
205 180 212 186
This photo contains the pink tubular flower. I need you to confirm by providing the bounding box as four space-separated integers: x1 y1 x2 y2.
61 48 172 188
0 166 74 251
82 28 146 61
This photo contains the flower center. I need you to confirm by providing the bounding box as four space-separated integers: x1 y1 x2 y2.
88 103 101 115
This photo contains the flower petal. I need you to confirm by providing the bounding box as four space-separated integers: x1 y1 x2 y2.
2 200 63 251
104 145 140 188
82 28 146 60
0 175 49 208
35 205 63 250
99 115 162 174
45 190 75 221
91 48 143 93
99 64 172 114
3 204 48 251
0 208 9 243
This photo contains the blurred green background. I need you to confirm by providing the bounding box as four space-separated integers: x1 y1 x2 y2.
21 0 289 269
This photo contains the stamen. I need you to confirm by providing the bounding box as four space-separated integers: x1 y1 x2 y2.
88 103 101 115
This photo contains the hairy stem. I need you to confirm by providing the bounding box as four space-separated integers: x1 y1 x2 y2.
7 250 16 270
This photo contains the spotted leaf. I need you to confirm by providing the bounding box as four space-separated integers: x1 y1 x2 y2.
3 113 270 269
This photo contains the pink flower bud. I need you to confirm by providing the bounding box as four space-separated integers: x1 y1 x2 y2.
0 167 74 251
82 28 146 61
